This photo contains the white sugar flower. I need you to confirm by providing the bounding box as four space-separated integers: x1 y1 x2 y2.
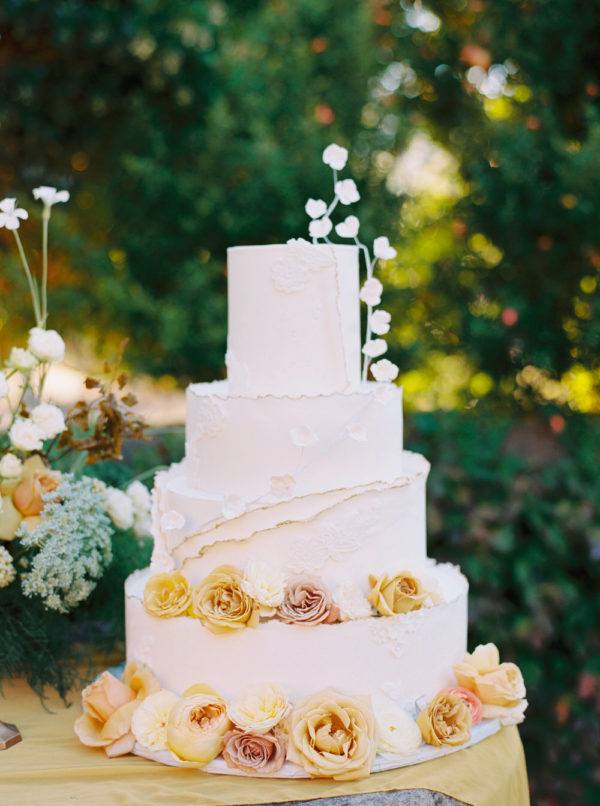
270 474 296 499
30 403 66 439
160 510 185 531
370 309 391 336
0 454 23 479
335 215 360 238
362 339 387 358
335 583 373 621
228 683 291 734
28 328 65 363
0 198 28 230
132 689 179 752
375 703 422 756
371 358 399 383
32 186 70 208
104 486 135 530
7 347 37 372
305 198 328 219
242 560 286 615
0 546 16 589
334 178 360 205
0 371 8 399
359 277 383 306
9 418 45 452
346 422 367 442
308 216 332 239
126 480 151 514
222 494 246 520
373 236 397 260
322 143 348 171
290 425 318 448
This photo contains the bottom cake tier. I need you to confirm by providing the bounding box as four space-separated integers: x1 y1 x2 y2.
125 562 468 704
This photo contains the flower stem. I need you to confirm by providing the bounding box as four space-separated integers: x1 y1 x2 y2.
13 230 42 326
41 207 50 326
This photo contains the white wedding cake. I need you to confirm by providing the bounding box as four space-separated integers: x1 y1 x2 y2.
125 240 468 723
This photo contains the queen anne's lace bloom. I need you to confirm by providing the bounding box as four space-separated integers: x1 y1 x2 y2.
0 546 16 588
0 198 28 230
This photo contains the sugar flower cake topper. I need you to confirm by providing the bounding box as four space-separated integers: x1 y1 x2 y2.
303 145 400 385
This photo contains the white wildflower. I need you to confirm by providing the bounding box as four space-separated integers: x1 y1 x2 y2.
370 309 391 335
32 186 70 208
104 486 135 530
0 546 16 588
322 143 348 171
305 198 328 219
30 403 66 439
7 347 37 372
362 339 387 358
334 178 360 205
0 454 23 479
133 512 152 539
308 216 332 239
335 215 360 238
373 236 397 260
0 198 28 230
28 328 65 363
359 277 383 306
9 418 45 451
334 583 373 621
371 359 399 383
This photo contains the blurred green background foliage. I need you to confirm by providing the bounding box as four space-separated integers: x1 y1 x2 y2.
1 1 600 803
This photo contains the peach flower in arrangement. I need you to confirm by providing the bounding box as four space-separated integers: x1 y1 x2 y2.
287 688 376 780
276 576 340 626
74 661 160 757
440 686 483 725
192 565 260 634
143 571 192 618
12 468 60 517
367 571 429 616
167 684 232 764
416 690 472 748
222 729 286 776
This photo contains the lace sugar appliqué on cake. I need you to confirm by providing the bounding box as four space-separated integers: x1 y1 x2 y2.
270 239 335 294
188 396 226 442
286 522 363 574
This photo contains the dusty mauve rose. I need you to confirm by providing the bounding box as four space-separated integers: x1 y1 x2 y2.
222 728 286 776
441 686 483 725
12 471 60 517
276 576 340 625
416 690 472 748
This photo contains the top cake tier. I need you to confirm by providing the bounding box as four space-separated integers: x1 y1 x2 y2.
226 243 360 397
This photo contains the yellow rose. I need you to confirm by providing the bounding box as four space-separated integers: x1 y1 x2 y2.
368 571 428 616
287 688 376 780
143 571 192 618
74 661 160 757
191 565 259 634
167 684 232 763
416 690 472 748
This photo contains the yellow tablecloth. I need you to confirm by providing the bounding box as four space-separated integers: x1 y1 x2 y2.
0 678 529 806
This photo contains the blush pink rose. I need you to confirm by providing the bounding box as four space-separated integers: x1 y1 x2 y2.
276 576 340 626
222 729 286 775
441 686 483 725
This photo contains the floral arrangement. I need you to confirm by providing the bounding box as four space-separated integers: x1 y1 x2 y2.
75 642 526 778
141 562 441 632
0 187 154 690
305 143 400 385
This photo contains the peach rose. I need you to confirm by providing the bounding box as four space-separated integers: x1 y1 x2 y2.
12 471 60 516
276 577 340 626
416 690 472 747
441 686 483 725
482 699 528 726
368 571 428 616
453 643 526 708
222 729 286 775
167 684 232 763
287 688 376 780
453 642 501 690
192 565 259 634
143 571 192 618
74 661 160 757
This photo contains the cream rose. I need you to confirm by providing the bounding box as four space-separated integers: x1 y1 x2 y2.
104 486 135 530
375 703 423 756
416 691 472 748
131 689 179 752
30 403 66 439
28 327 65 363
0 454 23 479
192 565 259 634
167 684 232 764
143 571 192 618
9 418 45 452
74 661 160 757
277 576 340 626
222 729 286 775
227 683 290 734
242 561 286 616
287 688 376 780
482 699 528 726
368 571 428 616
